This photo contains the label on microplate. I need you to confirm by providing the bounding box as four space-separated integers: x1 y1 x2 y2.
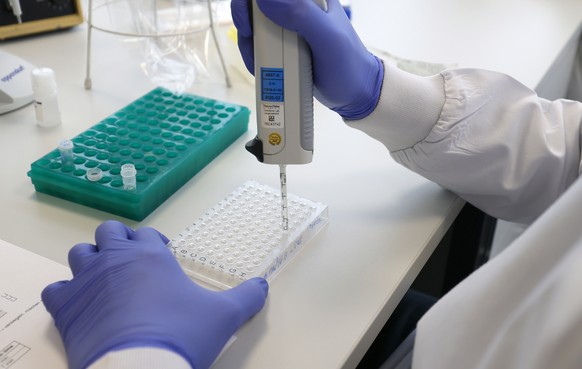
169 181 329 289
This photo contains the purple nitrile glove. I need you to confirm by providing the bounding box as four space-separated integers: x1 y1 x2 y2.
42 220 268 369
231 0 383 120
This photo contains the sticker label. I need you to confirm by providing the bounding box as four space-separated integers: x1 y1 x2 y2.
261 68 284 102
268 133 282 145
261 103 284 129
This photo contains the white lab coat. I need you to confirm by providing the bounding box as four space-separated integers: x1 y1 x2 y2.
350 63 582 369
90 63 582 368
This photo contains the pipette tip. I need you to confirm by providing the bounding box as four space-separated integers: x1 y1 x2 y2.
279 164 289 231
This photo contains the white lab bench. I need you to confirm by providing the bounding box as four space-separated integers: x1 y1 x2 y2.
0 0 580 368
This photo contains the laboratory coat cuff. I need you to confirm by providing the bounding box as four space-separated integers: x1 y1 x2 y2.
87 347 191 369
345 62 445 152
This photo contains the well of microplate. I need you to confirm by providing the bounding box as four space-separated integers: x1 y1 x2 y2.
169 181 329 289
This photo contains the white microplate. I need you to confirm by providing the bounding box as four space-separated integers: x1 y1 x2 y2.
169 181 329 289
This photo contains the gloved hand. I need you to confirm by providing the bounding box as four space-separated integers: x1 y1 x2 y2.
231 0 383 120
41 220 268 369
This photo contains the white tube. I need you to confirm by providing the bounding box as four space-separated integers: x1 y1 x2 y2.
121 164 137 191
32 68 61 127
57 139 74 165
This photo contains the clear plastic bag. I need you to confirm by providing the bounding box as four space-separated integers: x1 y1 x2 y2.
99 0 218 93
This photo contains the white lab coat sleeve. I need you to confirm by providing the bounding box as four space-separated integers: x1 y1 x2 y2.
413 171 582 369
87 347 191 369
345 63 582 223
412 174 582 369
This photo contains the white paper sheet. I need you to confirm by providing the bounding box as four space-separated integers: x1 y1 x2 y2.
0 239 70 368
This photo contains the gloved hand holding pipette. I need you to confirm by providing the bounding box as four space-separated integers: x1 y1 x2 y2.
37 0 582 368
231 0 384 120
41 220 268 369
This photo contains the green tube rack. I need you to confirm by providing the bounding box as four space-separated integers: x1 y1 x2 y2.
28 87 250 221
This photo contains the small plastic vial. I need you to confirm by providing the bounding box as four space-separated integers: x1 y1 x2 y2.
32 67 61 127
57 139 74 165
121 163 137 191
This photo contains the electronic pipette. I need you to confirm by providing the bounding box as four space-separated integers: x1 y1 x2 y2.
8 0 22 23
245 0 327 230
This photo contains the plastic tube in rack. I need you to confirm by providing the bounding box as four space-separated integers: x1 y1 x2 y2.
57 139 74 165
121 164 137 190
